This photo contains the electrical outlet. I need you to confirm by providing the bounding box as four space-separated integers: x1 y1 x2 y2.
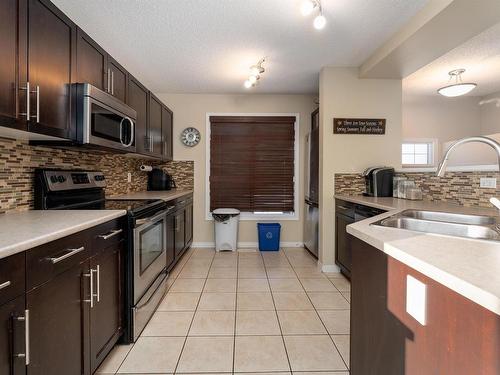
127 172 132 183
406 275 427 326
480 177 497 189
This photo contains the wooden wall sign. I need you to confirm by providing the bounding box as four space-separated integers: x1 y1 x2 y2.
333 118 386 135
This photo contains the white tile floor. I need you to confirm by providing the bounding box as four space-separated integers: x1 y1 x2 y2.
96 247 351 375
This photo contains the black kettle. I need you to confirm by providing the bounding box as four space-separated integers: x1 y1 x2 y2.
147 168 177 191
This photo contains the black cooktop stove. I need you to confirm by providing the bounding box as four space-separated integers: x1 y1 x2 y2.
101 199 164 214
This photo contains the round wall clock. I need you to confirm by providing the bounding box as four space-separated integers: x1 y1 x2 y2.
181 127 201 147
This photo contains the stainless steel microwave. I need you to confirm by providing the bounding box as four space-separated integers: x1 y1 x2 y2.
76 83 136 152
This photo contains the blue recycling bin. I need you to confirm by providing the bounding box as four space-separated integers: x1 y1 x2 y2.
257 223 281 251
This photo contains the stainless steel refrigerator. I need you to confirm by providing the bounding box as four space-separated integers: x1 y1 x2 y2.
304 109 319 257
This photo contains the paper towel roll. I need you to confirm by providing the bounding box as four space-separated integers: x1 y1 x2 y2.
140 165 153 172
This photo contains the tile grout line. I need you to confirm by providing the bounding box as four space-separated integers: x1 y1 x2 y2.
232 250 240 374
112 247 197 374
265 249 294 373
283 249 350 372
173 249 216 374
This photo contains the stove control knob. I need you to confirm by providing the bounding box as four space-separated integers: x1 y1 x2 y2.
50 176 58 183
94 175 105 181
57 175 66 183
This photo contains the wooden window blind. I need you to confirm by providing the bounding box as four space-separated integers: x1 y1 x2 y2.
210 116 296 213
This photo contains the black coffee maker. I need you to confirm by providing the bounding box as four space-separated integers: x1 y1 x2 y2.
147 168 177 191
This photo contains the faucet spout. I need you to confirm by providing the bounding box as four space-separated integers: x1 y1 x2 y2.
436 136 500 177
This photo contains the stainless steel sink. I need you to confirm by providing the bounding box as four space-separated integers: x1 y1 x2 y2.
400 209 498 225
372 210 500 241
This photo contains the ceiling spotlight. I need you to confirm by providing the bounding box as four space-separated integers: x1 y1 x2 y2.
437 69 477 97
300 0 326 30
313 13 326 30
300 0 317 16
243 58 266 89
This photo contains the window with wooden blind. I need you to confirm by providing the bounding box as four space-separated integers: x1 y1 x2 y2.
209 115 297 215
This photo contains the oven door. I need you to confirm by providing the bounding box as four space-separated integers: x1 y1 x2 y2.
133 210 168 304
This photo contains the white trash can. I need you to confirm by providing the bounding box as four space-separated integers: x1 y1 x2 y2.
213 208 240 251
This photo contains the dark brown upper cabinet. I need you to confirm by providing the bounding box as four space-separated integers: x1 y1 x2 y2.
127 76 149 155
76 28 107 91
149 93 163 158
162 104 174 161
26 0 77 139
0 0 21 129
76 28 128 103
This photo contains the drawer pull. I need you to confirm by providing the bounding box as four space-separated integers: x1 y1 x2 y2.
98 228 123 240
337 205 352 211
49 246 85 264
0 280 11 290
15 309 30 365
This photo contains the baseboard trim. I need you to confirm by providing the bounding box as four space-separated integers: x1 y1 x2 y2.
320 264 341 273
192 241 304 249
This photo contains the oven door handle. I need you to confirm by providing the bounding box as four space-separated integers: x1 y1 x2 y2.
135 210 168 228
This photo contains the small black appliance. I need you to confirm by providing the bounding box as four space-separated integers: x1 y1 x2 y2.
147 168 176 191
362 166 394 197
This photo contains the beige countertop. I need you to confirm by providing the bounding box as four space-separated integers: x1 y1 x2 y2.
0 210 127 260
335 194 500 315
109 189 193 201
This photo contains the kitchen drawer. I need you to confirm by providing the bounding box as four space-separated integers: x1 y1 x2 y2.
0 253 25 305
27 230 90 290
335 199 355 218
90 218 125 255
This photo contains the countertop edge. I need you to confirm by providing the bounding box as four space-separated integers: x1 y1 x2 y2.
0 210 127 260
109 189 193 202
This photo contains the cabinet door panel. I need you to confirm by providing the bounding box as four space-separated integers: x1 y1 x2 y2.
166 214 175 269
0 0 20 126
0 296 26 375
161 105 173 161
149 94 162 157
127 77 149 154
185 204 193 246
28 0 76 138
90 245 122 373
76 28 106 91
174 211 185 258
26 261 88 375
108 58 127 103
309 109 319 202
335 213 354 276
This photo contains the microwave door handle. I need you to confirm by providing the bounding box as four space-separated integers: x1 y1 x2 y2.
127 119 135 147
119 117 135 148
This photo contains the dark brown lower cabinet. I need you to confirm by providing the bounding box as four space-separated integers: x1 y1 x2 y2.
89 243 123 373
166 214 176 270
184 204 193 246
335 212 354 278
0 296 26 375
26 260 88 375
174 210 185 258
351 236 500 375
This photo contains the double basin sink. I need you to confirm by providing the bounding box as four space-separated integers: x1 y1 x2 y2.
372 209 500 241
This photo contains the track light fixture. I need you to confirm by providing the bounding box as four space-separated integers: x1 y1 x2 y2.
300 0 326 30
244 58 266 89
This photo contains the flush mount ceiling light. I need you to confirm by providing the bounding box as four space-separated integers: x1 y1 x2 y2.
300 0 326 30
437 69 477 97
244 58 266 89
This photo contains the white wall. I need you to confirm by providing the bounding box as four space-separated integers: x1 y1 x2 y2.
156 93 317 247
319 67 402 268
480 91 500 135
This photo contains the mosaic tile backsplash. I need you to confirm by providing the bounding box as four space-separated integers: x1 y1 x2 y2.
0 137 194 213
334 171 500 208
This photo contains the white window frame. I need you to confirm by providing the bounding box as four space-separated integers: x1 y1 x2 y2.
401 138 438 168
205 112 300 221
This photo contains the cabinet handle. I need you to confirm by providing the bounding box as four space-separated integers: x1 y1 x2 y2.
84 268 95 308
48 246 85 264
96 265 100 303
31 85 40 123
107 68 111 93
19 82 31 119
15 310 30 365
98 228 123 240
111 70 114 95
337 205 352 211
0 280 11 290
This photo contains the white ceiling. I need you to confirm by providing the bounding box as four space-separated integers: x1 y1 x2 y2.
52 0 427 94
404 22 500 97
